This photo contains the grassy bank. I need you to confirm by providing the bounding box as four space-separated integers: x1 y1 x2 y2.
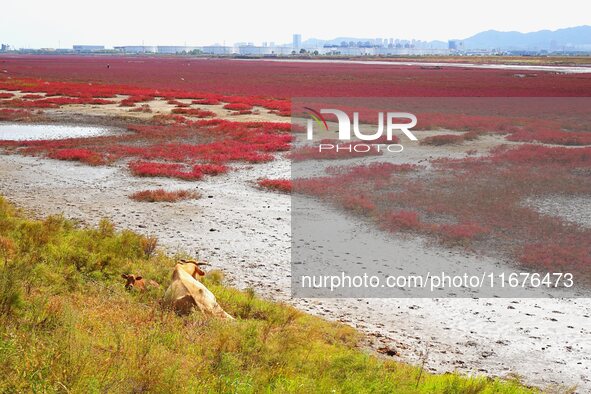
0 197 534 393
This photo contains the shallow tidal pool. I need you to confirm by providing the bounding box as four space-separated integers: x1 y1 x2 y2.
0 123 115 141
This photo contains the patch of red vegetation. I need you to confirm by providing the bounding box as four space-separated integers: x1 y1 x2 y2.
21 94 44 100
167 99 190 107
519 243 591 272
420 134 466 146
129 188 200 202
119 95 154 107
489 144 591 166
129 161 204 180
506 129 591 146
171 108 215 118
0 108 42 121
128 161 228 180
196 163 229 175
3 56 591 97
258 178 292 193
379 210 422 231
2 96 115 108
438 223 490 244
47 148 108 166
223 103 253 112
192 98 220 105
129 104 152 113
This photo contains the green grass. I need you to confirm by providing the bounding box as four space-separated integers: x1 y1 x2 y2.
0 196 537 393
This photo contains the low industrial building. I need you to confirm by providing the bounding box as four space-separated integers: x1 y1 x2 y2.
73 45 105 52
157 46 202 54
114 46 158 53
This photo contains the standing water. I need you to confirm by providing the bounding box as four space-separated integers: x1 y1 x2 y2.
0 124 115 141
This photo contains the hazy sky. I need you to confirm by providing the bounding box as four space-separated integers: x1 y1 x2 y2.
1 0 589 48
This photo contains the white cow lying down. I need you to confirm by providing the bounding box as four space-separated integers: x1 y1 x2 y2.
163 260 234 320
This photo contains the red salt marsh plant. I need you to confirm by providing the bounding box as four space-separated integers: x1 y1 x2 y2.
129 188 201 202
192 98 220 105
171 108 215 118
128 161 229 181
0 99 58 108
1 97 115 108
21 94 44 99
128 161 203 180
506 128 591 146
379 210 422 232
518 242 591 272
167 99 190 107
129 104 152 113
47 149 108 166
437 223 489 245
119 95 154 107
420 134 466 146
339 194 376 213
152 113 188 124
258 178 292 193
489 144 591 166
0 108 42 121
4 55 591 98
223 103 253 112
196 164 229 175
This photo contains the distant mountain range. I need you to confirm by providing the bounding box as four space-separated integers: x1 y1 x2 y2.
460 26 591 50
302 26 591 51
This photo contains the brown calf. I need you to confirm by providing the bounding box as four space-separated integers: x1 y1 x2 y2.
121 274 160 291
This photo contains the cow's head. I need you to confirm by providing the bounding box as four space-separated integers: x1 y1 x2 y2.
121 273 144 290
178 259 209 281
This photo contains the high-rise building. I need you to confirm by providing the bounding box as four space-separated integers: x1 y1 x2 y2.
293 34 302 50
448 40 464 51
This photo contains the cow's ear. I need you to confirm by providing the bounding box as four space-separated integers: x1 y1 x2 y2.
135 276 143 281
121 274 128 279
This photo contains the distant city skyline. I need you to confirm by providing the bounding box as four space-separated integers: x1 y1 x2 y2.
1 0 590 49
4 25 591 56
